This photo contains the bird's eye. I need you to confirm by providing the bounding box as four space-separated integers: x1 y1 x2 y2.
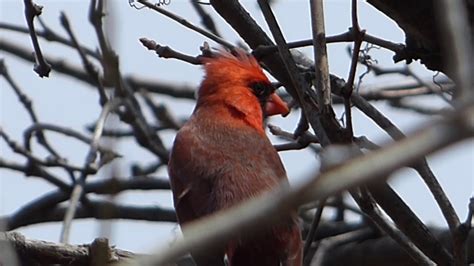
249 82 273 98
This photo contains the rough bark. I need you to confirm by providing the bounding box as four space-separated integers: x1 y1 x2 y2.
367 0 474 74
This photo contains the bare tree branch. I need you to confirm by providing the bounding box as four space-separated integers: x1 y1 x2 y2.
60 100 121 243
310 0 332 113
23 0 51 77
0 176 172 231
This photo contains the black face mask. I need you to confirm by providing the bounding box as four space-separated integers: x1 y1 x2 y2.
249 82 275 111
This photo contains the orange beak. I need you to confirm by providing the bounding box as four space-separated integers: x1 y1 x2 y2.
265 93 290 117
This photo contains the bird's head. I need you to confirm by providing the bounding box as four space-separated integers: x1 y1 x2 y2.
197 49 289 119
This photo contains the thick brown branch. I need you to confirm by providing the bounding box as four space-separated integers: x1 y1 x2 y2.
1 232 135 266
12 199 176 228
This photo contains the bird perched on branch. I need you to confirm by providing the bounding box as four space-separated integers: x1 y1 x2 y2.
168 49 302 266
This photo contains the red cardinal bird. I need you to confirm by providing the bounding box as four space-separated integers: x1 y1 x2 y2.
168 49 302 266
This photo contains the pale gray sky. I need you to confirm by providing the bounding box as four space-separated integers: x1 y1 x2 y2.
1 0 473 253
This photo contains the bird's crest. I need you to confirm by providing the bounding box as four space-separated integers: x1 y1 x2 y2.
200 48 270 91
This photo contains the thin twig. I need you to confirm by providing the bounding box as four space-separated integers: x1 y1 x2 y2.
0 157 69 190
357 80 454 101
0 21 100 59
23 0 51 77
131 161 164 176
253 29 405 61
60 12 108 105
59 99 121 244
23 123 121 160
388 99 446 115
190 0 221 36
89 0 170 162
303 199 326 266
0 128 89 173
405 67 452 104
140 92 182 130
257 0 332 146
0 59 60 158
268 124 321 152
0 38 96 85
342 0 366 138
0 38 197 100
137 0 234 49
139 38 203 65
126 76 195 99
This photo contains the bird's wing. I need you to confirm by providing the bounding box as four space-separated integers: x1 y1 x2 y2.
168 125 217 224
168 125 226 266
